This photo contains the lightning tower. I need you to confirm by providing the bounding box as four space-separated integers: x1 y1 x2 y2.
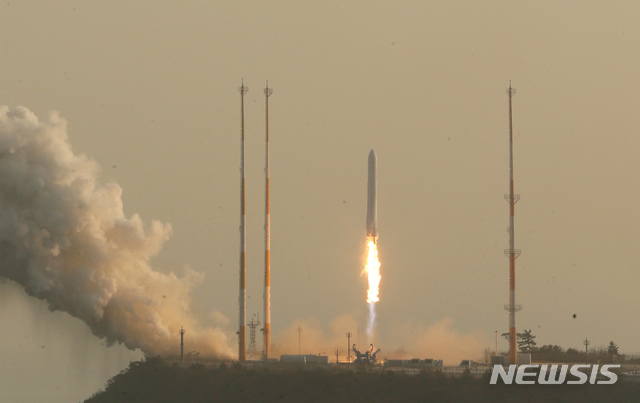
247 314 261 356
238 80 248 362
263 81 273 360
504 81 522 365
179 326 185 363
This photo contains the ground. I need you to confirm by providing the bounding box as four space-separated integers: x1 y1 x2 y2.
85 358 640 403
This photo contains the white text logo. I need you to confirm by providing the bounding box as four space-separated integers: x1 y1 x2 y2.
489 364 620 385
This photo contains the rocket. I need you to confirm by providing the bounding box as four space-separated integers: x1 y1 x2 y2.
366 149 377 239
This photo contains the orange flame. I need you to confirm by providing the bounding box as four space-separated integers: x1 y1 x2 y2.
364 237 381 304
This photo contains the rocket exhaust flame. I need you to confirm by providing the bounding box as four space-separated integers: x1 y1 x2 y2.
364 238 381 305
364 150 380 338
363 237 381 337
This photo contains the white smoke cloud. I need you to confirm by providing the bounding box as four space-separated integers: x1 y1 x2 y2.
393 317 488 365
271 315 486 365
271 314 360 357
0 106 231 357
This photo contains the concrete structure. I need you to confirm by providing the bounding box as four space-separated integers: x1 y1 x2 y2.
384 358 443 368
280 355 329 365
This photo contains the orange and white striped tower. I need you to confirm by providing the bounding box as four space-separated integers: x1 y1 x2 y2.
238 80 248 362
504 81 522 365
263 81 273 360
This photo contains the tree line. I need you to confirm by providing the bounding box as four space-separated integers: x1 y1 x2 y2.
86 355 640 403
501 329 636 364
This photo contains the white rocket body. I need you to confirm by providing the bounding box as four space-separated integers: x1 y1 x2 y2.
366 149 377 239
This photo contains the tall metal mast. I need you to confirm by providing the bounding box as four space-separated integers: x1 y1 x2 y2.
263 81 273 360
247 314 261 356
179 326 185 364
238 80 248 362
504 81 521 365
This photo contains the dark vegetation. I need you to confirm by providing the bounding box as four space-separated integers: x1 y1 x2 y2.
505 329 637 365
86 357 640 403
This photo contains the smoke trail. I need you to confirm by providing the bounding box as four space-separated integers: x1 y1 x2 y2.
367 302 376 338
396 318 487 365
0 106 231 357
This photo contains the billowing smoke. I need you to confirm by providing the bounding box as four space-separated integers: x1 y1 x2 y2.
271 314 360 357
0 106 231 357
271 315 486 365
394 318 487 365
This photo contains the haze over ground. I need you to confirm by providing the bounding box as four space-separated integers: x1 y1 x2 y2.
1 1 639 402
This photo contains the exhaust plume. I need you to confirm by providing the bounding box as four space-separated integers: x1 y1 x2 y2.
364 150 380 340
270 314 359 357
0 106 231 357
363 237 381 338
395 318 487 365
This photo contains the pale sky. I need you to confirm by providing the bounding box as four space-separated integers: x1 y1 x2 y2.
2 1 640 401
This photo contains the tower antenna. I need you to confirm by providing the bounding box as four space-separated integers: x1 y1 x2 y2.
263 81 273 360
504 81 522 366
179 326 185 364
247 314 261 356
238 79 248 362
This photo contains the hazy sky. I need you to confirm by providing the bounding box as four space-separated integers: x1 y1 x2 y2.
2 1 640 401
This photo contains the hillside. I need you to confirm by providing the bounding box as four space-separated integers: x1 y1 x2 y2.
85 358 640 403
